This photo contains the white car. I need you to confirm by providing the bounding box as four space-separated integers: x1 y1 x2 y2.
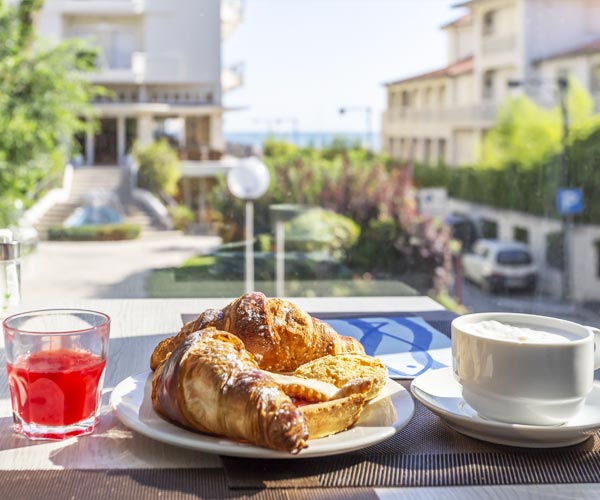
462 239 537 293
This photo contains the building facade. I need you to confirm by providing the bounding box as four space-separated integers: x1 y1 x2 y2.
382 0 600 166
35 0 243 166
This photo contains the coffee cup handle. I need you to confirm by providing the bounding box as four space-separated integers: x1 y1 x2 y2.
588 326 600 370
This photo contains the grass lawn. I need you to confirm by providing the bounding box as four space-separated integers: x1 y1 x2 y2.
147 268 418 298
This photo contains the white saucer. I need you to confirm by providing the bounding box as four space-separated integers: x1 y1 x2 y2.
410 367 600 448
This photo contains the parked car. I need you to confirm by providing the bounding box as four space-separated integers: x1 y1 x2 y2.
462 239 537 293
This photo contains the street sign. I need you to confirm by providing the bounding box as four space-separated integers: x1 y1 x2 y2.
557 188 584 215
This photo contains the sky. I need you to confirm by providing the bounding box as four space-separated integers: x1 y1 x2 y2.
223 0 462 134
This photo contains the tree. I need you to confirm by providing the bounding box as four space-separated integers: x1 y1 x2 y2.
479 78 600 170
0 0 99 225
133 140 181 197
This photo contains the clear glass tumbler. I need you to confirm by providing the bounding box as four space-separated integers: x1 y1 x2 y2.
3 309 110 440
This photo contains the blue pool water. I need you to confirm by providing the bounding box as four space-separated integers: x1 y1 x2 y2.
64 205 123 227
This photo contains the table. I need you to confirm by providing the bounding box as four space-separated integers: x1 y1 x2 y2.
1 297 599 499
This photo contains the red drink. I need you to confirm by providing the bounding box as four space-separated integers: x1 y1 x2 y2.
7 349 106 439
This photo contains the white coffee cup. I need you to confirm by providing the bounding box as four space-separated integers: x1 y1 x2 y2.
452 312 600 426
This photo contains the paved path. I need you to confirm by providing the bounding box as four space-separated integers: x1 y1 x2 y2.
21 232 221 301
462 282 600 328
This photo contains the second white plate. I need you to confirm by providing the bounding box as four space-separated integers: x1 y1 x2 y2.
111 371 414 459
411 367 600 448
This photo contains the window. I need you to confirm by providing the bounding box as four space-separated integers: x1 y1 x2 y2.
438 86 446 107
483 10 496 36
596 240 600 278
513 226 529 244
480 218 498 239
401 90 410 107
424 139 431 164
496 250 532 266
482 70 495 100
12 1 600 319
438 139 446 164
591 63 600 94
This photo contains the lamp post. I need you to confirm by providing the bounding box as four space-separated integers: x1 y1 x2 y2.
338 106 373 150
227 157 270 293
507 77 572 301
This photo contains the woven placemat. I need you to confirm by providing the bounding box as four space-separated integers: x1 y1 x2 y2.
0 469 379 500
222 309 600 489
223 381 600 489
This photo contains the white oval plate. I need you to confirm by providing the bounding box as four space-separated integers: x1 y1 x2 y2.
411 367 600 448
111 371 414 459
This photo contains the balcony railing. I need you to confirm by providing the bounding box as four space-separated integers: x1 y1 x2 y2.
383 104 498 124
481 34 516 56
60 0 145 15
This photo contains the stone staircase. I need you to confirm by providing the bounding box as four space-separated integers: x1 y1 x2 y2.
34 166 161 239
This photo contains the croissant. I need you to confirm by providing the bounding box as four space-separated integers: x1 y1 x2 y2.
151 292 365 373
152 328 310 453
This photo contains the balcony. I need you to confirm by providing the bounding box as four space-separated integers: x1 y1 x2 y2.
221 0 244 41
383 104 498 126
88 52 185 84
482 33 517 56
60 0 145 15
221 63 244 93
131 52 185 83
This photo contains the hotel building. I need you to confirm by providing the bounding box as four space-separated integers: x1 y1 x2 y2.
382 0 600 166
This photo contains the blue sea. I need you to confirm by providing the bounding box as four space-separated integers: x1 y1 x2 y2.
225 131 382 152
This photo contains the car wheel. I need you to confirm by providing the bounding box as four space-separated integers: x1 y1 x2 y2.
482 277 499 294
525 278 537 294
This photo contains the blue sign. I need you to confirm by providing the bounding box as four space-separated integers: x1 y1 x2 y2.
557 188 584 215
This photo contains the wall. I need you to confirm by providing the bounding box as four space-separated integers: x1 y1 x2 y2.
447 24 474 64
37 0 222 101
452 129 478 165
453 72 476 106
144 0 221 100
446 198 600 302
524 0 600 66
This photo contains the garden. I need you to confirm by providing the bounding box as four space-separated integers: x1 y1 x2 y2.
147 139 458 304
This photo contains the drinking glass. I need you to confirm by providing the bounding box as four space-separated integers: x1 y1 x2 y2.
3 309 110 440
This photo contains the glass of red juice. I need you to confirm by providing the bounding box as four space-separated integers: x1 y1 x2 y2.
3 309 110 440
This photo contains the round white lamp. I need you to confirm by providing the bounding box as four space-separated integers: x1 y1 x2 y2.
227 157 270 293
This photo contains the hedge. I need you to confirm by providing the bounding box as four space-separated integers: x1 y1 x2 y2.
48 223 141 241
413 127 600 225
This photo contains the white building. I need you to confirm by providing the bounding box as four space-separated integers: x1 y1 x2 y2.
382 0 600 166
35 0 243 166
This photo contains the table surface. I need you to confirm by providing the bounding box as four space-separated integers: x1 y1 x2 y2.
1 296 599 499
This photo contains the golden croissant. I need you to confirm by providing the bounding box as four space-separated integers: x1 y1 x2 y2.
152 328 371 452
151 292 365 373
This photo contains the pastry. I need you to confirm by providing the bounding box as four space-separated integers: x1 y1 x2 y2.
150 292 365 372
152 328 310 453
294 354 388 400
152 328 374 451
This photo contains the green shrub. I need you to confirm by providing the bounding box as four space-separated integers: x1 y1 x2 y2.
347 218 406 274
168 204 194 231
285 208 360 260
48 223 141 241
134 140 180 197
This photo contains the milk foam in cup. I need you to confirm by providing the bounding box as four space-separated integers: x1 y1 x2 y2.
451 313 600 426
464 320 577 344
